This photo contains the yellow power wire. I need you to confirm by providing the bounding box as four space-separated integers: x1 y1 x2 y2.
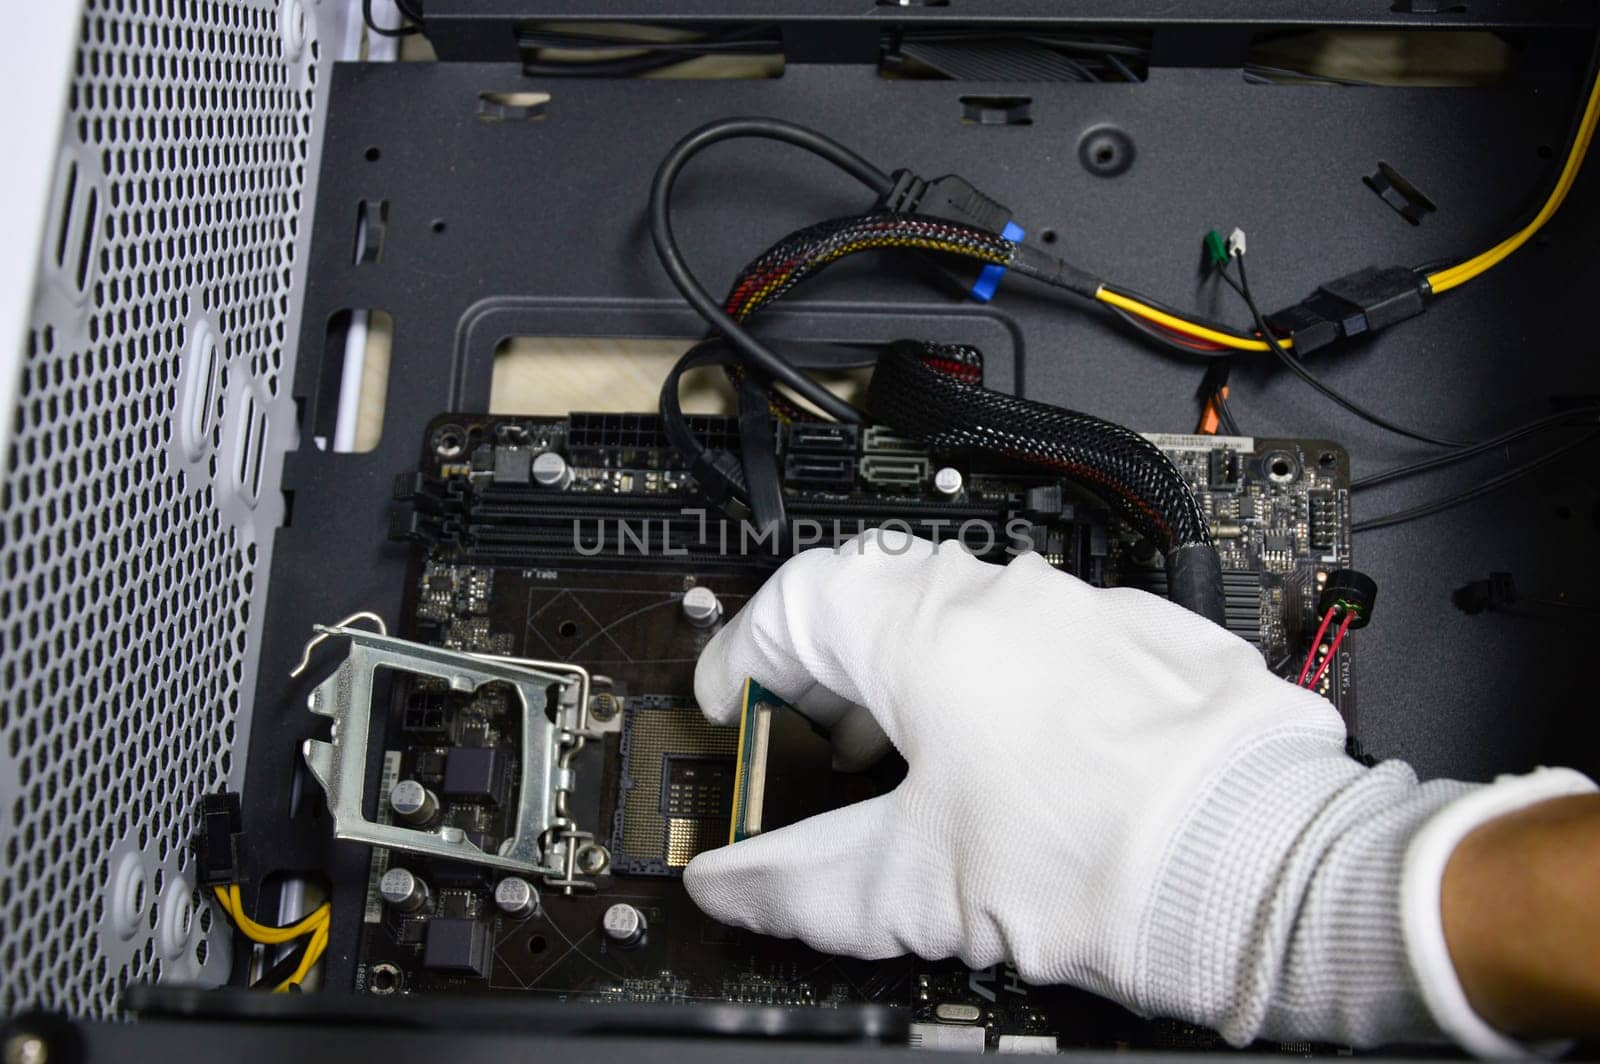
1097 70 1600 343
1427 73 1600 294
213 884 332 992
1094 287 1290 352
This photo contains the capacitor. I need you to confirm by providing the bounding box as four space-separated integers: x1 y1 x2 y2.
388 779 439 826
933 467 964 497
379 867 430 913
681 585 722 628
493 877 540 920
531 451 573 489
601 902 647 949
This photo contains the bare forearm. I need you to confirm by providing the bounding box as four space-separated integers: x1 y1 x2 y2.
1441 794 1600 1037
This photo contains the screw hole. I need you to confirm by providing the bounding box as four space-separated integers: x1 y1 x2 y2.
365 146 381 162
1095 146 1114 164
1271 458 1292 476
1040 229 1058 245
529 934 548 954
557 620 578 639
370 963 401 994
431 219 447 233
434 425 466 458
1318 452 1337 468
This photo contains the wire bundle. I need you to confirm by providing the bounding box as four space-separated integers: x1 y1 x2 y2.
213 884 330 993
652 90 1600 540
724 214 1012 321
704 208 1225 619
867 343 1208 552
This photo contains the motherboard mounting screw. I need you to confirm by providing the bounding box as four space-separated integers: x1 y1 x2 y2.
589 693 620 722
682 586 723 628
576 843 610 875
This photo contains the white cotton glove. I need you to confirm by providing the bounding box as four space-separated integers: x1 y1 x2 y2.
683 530 1595 1052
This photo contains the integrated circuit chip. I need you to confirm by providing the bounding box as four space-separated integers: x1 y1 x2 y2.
729 679 833 844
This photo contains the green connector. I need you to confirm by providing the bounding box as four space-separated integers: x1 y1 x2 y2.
1203 229 1229 267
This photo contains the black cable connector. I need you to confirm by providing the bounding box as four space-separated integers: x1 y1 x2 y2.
192 792 246 888
877 171 1029 301
878 171 1013 235
1266 266 1432 355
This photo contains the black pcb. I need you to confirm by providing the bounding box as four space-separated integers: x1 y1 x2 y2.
356 413 1358 1053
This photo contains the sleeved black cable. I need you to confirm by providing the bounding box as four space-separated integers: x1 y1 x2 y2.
648 119 895 424
867 342 1227 625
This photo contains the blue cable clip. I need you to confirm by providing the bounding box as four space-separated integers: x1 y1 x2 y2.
969 220 1026 303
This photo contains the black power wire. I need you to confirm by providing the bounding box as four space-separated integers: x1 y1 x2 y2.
1353 430 1600 533
648 118 895 424
362 0 422 38
1354 406 1600 490
1232 255 1467 448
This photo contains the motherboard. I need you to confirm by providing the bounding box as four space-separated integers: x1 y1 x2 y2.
351 410 1355 1051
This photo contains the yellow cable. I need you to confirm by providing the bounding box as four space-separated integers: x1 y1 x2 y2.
275 918 330 993
213 885 330 946
1094 288 1292 352
1427 73 1600 294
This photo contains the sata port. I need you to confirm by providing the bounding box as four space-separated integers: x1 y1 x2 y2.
860 456 929 486
862 426 926 455
784 454 855 489
786 422 858 452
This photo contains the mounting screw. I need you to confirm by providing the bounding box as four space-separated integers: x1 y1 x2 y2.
589 693 619 722
577 843 610 875
1078 126 1135 178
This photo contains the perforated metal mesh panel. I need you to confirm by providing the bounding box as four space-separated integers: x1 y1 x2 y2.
0 0 328 1017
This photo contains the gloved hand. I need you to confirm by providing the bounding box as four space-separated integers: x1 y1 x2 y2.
683 530 1594 1052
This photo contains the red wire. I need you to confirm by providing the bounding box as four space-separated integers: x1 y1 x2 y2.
1305 613 1355 690
1295 606 1340 686
1147 318 1229 352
